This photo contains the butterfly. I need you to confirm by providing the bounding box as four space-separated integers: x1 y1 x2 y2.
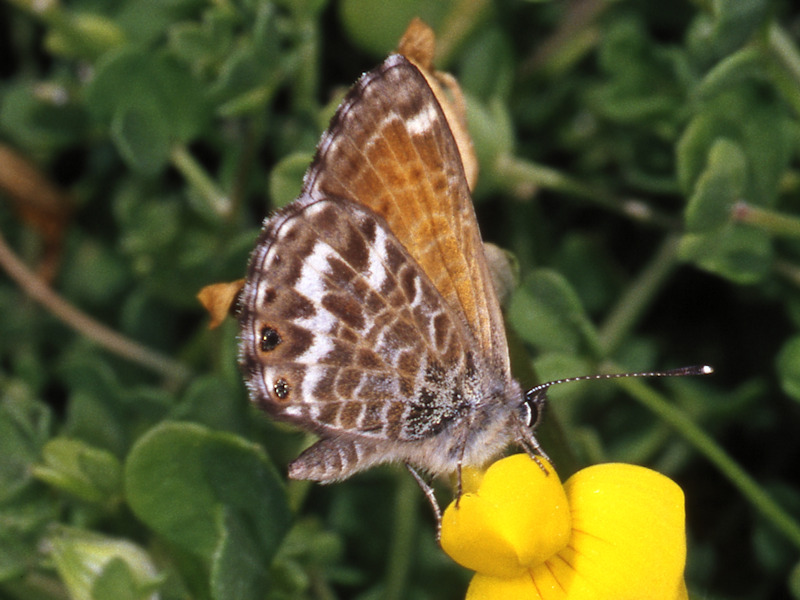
238 51 530 479
237 48 712 533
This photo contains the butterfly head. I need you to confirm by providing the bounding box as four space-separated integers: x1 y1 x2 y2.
522 386 547 429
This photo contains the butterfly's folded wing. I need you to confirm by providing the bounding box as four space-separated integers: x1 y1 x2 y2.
303 54 510 374
238 54 520 482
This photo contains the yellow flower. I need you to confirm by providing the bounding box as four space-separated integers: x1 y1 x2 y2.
440 455 687 600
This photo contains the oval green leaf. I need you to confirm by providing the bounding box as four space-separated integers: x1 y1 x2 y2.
124 422 290 563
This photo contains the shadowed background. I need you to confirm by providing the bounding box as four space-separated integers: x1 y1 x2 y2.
1 1 799 599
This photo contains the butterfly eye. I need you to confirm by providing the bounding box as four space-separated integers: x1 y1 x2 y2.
260 325 282 352
523 389 546 428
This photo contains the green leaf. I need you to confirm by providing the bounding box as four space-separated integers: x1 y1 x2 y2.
269 152 314 210
118 197 181 255
114 0 210 45
90 51 199 173
60 239 128 306
0 392 52 499
678 222 772 283
111 106 171 175
338 0 448 57
168 9 236 66
265 520 346 596
777 336 800 402
677 85 792 208
44 13 126 60
33 438 122 505
172 375 247 434
677 84 787 283
0 391 58 580
696 47 768 100
507 269 599 355
92 557 159 600
58 350 172 456
208 4 284 112
686 0 770 62
0 83 89 151
48 527 160 600
466 96 515 192
458 27 515 101
684 138 746 232
124 422 290 563
210 506 270 600
86 48 209 147
587 16 685 126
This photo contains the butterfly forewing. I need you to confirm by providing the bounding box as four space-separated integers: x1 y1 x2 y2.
304 55 510 373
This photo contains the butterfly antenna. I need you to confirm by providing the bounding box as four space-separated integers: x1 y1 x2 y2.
522 365 714 428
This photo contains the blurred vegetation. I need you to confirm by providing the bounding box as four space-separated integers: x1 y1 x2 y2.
1 0 800 598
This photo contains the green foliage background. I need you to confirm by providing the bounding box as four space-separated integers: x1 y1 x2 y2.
1 0 800 598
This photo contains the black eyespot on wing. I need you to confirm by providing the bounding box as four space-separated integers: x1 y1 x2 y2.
274 378 290 400
260 325 282 352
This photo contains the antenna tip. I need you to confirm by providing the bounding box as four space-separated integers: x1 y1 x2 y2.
672 364 714 376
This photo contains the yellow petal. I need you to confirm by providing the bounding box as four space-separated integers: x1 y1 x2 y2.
441 454 571 578
532 463 687 600
466 572 544 600
459 465 485 495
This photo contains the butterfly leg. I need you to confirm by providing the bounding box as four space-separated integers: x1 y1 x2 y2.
405 463 443 543
455 446 466 507
517 425 553 474
451 424 474 508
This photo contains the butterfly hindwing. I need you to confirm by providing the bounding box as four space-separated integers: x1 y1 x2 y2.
239 194 478 443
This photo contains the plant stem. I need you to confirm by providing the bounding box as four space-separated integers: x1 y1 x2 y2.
617 373 800 551
774 259 800 288
767 23 800 117
384 471 419 600
598 233 681 356
170 144 231 219
732 201 800 239
494 154 680 229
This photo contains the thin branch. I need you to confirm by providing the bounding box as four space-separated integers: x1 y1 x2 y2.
494 154 683 230
0 228 192 384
